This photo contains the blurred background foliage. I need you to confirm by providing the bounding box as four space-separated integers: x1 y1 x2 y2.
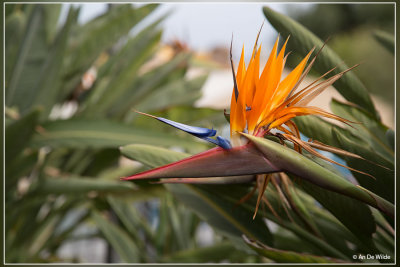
286 4 394 108
5 3 394 264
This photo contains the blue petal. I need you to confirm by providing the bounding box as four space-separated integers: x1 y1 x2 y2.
157 117 217 137
204 136 232 149
216 136 232 149
156 116 231 149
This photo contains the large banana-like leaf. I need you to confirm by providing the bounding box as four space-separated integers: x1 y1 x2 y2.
263 6 377 117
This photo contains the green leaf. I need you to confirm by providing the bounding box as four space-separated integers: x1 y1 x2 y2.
27 214 59 258
82 18 163 116
308 212 358 257
92 210 140 262
120 52 192 120
42 4 62 44
32 6 78 118
134 75 207 113
107 196 152 261
6 150 38 191
291 115 392 202
243 236 343 263
295 179 376 250
5 108 41 165
65 4 158 78
95 13 166 81
166 183 274 248
34 176 135 195
262 6 377 117
120 144 190 167
6 5 48 113
385 129 394 150
332 128 394 203
30 118 207 151
292 115 356 147
373 30 394 54
5 9 27 87
242 134 394 218
162 242 241 263
330 99 393 162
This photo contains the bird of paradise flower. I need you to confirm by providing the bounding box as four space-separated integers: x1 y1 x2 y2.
122 28 378 218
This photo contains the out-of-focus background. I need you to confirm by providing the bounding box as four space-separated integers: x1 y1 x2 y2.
5 3 394 263
59 3 394 126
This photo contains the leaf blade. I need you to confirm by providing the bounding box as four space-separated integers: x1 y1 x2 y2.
263 6 377 117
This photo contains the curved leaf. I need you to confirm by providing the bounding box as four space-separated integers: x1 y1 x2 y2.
6 108 41 165
66 4 158 77
5 9 27 86
30 118 207 152
373 30 394 54
332 128 394 203
162 242 242 263
330 99 393 162
243 235 344 263
263 6 377 117
92 210 140 262
121 144 190 167
166 184 274 248
82 20 163 115
6 5 48 112
294 179 376 250
32 6 78 118
134 75 206 113
35 176 135 195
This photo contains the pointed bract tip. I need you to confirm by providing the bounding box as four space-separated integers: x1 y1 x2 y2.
133 109 157 119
